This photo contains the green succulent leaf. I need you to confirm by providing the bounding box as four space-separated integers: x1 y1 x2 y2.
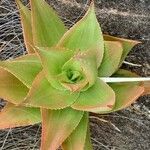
0 68 28 104
23 71 79 109
72 79 115 112
57 2 104 67
0 103 41 129
104 69 145 112
109 82 144 112
62 113 89 150
98 41 123 77
0 54 42 88
113 69 150 95
16 0 34 53
30 0 66 47
35 47 74 90
61 49 98 91
103 34 141 66
113 69 139 77
41 108 84 150
36 47 98 92
84 125 93 150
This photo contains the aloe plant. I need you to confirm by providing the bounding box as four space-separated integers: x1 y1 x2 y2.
0 0 149 149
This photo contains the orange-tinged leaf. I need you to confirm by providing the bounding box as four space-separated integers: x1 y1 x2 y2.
114 69 149 96
16 0 34 53
143 81 150 95
99 69 145 113
103 34 141 66
23 71 79 109
0 68 28 104
109 83 144 112
98 41 123 77
62 113 89 150
30 0 66 47
57 2 104 67
0 103 41 129
113 69 143 85
41 108 84 150
0 54 42 88
72 79 115 113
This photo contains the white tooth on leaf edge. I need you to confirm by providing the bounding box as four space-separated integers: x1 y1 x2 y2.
100 77 150 83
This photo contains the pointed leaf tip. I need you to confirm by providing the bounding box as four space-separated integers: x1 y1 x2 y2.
30 0 66 47
16 0 34 53
103 34 141 66
89 0 95 7
57 2 104 67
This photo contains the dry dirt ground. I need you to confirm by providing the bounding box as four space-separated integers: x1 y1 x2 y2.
0 0 150 150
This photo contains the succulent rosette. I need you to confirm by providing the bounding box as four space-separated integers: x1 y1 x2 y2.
0 0 149 150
